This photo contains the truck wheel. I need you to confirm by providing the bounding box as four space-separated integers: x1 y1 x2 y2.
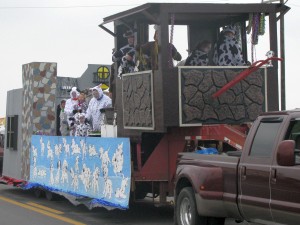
208 217 225 225
176 187 203 225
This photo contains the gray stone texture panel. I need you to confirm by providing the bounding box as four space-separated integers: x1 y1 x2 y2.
122 72 153 128
181 68 265 124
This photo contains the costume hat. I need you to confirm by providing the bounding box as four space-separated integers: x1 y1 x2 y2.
223 25 236 35
123 29 135 38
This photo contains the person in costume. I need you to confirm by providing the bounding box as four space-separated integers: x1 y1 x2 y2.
85 85 112 133
65 87 80 135
65 87 80 115
72 93 88 123
59 99 69 136
185 40 212 66
112 30 136 76
71 113 91 137
77 93 88 113
213 25 245 66
138 25 182 70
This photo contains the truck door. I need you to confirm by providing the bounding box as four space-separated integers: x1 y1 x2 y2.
270 118 300 224
238 117 283 224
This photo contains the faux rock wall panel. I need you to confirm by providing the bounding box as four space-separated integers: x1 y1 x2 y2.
122 72 153 129
21 62 57 180
180 68 266 125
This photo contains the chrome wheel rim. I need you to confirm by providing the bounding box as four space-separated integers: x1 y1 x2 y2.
180 197 192 225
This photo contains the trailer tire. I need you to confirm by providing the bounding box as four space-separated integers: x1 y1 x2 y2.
34 188 45 198
135 190 148 200
45 191 56 201
176 187 207 225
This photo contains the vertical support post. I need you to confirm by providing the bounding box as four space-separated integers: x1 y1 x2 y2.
136 143 142 171
152 181 155 204
157 5 169 130
241 21 248 63
115 24 123 138
158 6 169 72
159 181 168 204
268 12 279 111
280 0 286 110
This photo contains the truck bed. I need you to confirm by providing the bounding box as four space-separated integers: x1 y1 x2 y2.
176 152 242 219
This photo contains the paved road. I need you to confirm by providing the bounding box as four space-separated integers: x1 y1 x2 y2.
0 184 250 225
0 184 173 225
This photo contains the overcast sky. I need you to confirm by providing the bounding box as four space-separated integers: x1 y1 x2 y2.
0 0 299 117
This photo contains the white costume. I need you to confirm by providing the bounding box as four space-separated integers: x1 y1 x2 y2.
65 87 80 116
86 85 112 132
59 109 68 136
65 87 80 135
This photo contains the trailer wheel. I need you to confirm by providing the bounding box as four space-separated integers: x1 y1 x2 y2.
176 187 205 225
135 190 148 200
34 188 44 198
45 191 56 201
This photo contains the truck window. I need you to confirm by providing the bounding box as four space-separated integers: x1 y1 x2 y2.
284 119 300 164
285 120 300 142
250 121 282 157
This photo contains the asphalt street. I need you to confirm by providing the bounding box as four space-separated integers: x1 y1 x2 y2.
0 184 251 225
0 184 173 225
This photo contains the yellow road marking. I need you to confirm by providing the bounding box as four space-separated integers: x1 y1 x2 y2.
0 196 86 225
26 202 64 214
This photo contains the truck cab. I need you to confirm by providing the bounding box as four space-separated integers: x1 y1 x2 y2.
174 110 300 225
238 110 300 225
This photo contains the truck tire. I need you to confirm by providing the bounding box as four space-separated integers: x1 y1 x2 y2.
176 187 207 225
208 217 225 225
45 191 56 201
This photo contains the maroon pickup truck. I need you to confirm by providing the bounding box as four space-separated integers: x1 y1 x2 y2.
174 110 300 225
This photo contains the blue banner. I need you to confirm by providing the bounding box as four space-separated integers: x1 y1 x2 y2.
29 135 131 209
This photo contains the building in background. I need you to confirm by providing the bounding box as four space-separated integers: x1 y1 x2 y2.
0 117 5 135
57 64 111 106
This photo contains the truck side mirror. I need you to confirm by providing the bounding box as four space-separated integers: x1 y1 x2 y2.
277 140 295 167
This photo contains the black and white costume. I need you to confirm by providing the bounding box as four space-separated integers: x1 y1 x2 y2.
112 44 136 75
112 44 135 63
213 35 245 66
185 50 209 66
75 122 91 137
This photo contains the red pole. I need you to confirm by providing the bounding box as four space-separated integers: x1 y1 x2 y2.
212 57 283 99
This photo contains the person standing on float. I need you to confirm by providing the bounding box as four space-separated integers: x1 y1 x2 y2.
85 85 112 133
